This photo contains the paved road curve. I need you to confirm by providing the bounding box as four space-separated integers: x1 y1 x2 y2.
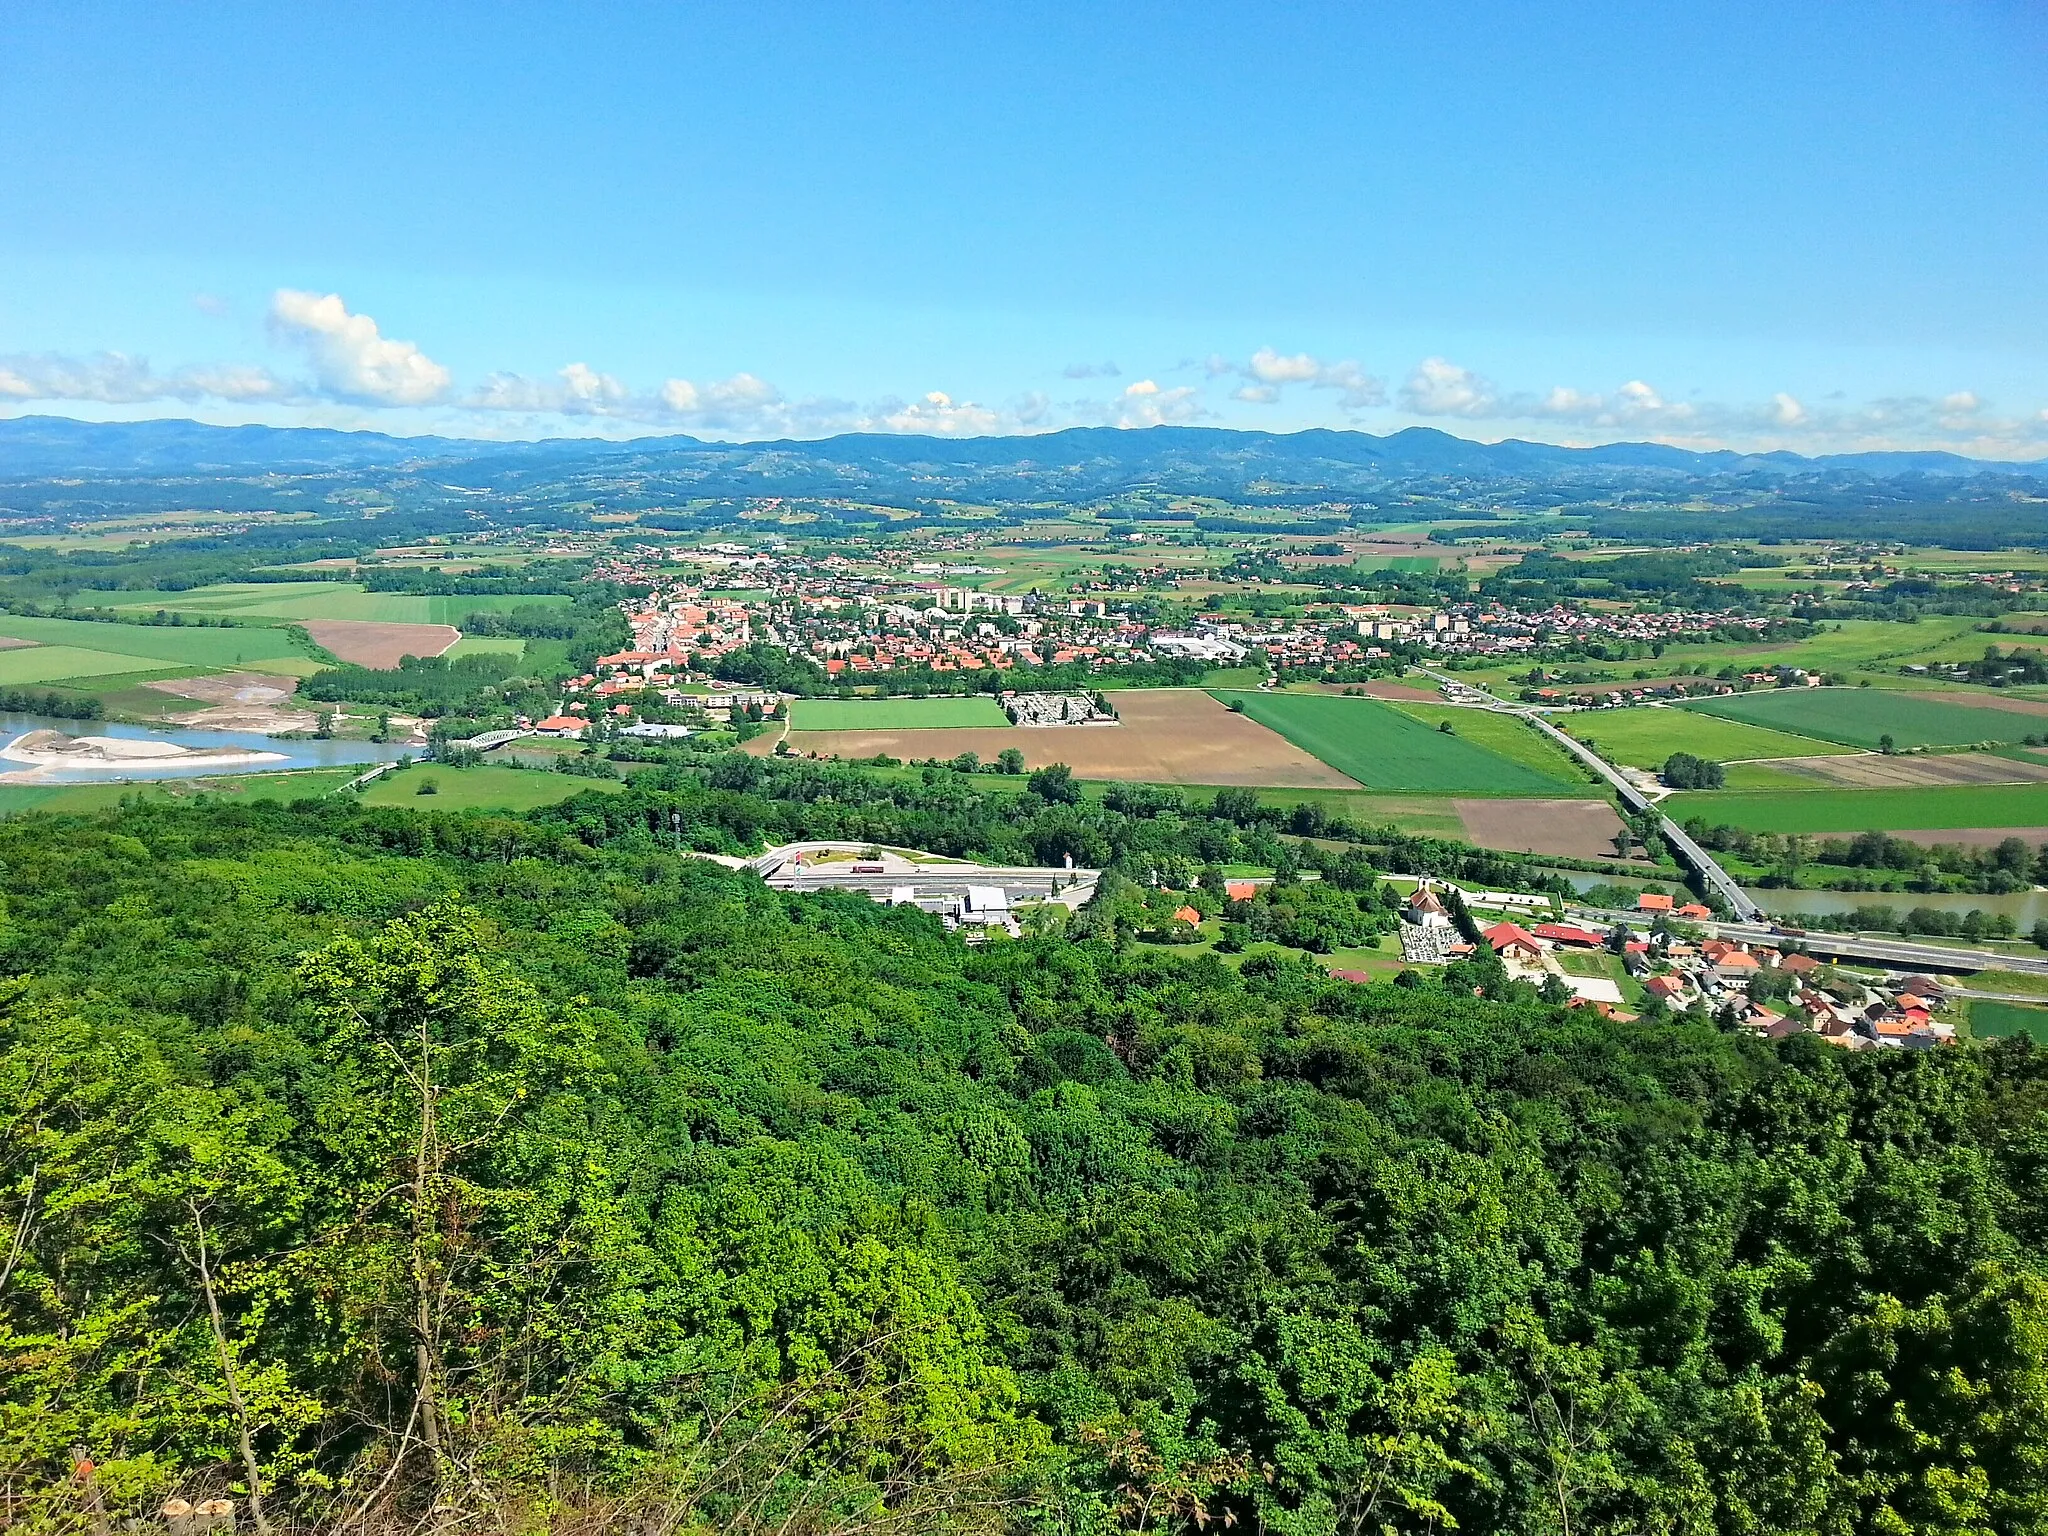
1413 667 1766 922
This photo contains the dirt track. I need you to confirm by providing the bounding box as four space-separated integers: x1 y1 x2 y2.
761 688 1362 788
302 620 459 668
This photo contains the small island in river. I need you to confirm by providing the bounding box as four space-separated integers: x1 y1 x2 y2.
0 728 289 780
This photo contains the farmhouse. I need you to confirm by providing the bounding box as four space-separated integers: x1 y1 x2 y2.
1482 921 1544 965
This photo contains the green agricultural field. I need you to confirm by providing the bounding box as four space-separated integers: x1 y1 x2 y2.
0 646 184 686
1664 783 2048 834
1562 705 1837 768
1683 687 2035 750
1391 702 1594 780
0 767 358 817
0 614 320 668
71 582 571 626
1968 999 2048 1044
357 764 629 812
443 635 528 659
1215 690 1580 795
1453 616 1993 698
791 696 1012 729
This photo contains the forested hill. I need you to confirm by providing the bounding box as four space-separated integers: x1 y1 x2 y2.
7 788 2048 1534
4 413 2043 487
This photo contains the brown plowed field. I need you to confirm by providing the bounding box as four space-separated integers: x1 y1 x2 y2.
302 620 459 668
1361 680 1442 701
1912 690 2048 718
1775 751 2048 788
1455 798 1630 858
761 688 1362 788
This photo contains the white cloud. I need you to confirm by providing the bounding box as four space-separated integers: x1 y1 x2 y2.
1247 348 1322 385
1062 361 1120 379
1234 347 1386 411
873 391 1004 436
268 290 451 405
1391 356 2048 457
0 351 293 404
1111 379 1204 428
1400 357 1499 417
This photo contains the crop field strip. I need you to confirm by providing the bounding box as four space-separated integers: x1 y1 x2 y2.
791 696 1012 730
1664 782 2048 834
1682 686 2044 751
1773 751 2048 789
0 613 321 668
70 582 572 626
1383 701 1596 780
1557 705 1839 768
1213 690 1588 796
765 688 1359 789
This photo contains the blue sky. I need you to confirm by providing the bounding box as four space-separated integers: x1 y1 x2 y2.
3 0 2044 455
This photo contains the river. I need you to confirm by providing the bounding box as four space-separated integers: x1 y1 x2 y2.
0 711 413 783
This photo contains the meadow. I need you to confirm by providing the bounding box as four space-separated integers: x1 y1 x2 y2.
1683 686 2038 750
790 696 1012 730
1967 999 2048 1044
1216 690 1583 795
357 764 631 811
1561 705 1837 767
0 767 358 817
0 613 321 670
1664 782 2048 834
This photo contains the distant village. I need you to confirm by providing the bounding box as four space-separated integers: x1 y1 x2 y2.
1396 882 1955 1051
551 544 1797 722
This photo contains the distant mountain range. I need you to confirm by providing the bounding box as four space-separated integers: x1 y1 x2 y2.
1 414 2041 485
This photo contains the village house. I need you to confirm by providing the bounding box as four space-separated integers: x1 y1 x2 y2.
1482 921 1544 966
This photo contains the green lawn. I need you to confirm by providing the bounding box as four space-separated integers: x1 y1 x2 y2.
1665 783 2048 834
1389 703 1595 780
1968 999 2048 1043
1562 706 1836 768
0 614 319 669
357 765 628 811
1682 687 2036 751
791 696 1012 729
1215 690 1581 795
0 767 358 817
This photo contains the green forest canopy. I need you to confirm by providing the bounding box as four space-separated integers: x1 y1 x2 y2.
4 781 2048 1535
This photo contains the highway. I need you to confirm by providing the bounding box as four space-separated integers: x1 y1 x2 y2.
1414 667 1766 922
1561 901 2048 976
